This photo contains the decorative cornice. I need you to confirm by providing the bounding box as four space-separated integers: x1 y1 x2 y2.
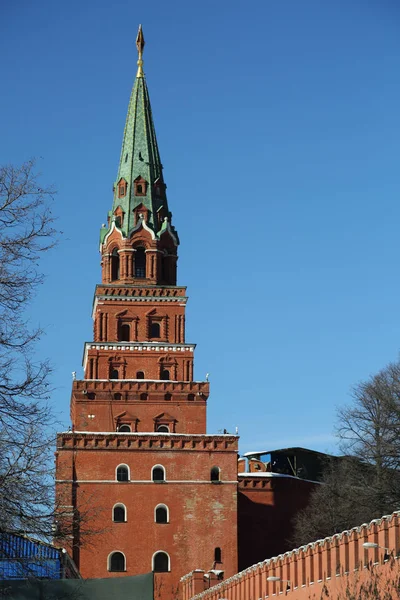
83 341 195 369
56 432 239 453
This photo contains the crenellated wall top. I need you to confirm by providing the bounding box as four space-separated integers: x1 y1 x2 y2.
182 510 400 599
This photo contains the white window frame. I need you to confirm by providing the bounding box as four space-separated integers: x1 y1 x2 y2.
154 503 169 523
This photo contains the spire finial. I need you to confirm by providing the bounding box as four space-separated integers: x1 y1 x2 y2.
136 24 145 78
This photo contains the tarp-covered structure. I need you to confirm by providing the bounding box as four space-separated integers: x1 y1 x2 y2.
0 572 154 600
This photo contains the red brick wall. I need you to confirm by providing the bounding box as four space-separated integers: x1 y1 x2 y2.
70 380 208 433
238 475 317 570
56 432 238 600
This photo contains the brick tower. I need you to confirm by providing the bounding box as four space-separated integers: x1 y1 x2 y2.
55 27 238 600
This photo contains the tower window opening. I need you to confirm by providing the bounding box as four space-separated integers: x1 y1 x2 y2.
118 323 130 342
164 393 172 401
157 425 169 433
135 247 146 278
113 505 126 522
150 322 160 338
110 368 119 380
111 248 120 281
140 392 148 401
137 184 143 194
214 547 222 563
125 153 128 163
155 505 168 524
116 465 129 482
118 179 127 198
152 465 165 482
114 392 122 400
188 394 195 401
161 369 170 380
210 466 220 482
152 551 170 573
118 424 131 432
87 392 96 400
109 552 125 572
136 371 145 379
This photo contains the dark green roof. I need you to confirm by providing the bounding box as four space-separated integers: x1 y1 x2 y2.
0 572 153 600
111 72 168 236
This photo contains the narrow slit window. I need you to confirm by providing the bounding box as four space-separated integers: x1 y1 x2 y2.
155 505 168 523
110 369 119 380
111 248 120 281
113 505 126 522
210 466 220 482
135 247 146 278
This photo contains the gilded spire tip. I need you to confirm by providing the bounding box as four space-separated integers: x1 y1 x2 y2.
136 24 145 78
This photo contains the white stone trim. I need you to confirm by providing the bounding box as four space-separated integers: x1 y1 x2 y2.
112 502 127 522
151 550 171 572
127 215 156 240
83 342 195 371
115 463 130 482
102 220 123 250
56 480 239 485
107 550 126 572
154 503 169 523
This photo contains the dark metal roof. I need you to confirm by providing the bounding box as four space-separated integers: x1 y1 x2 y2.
244 447 338 458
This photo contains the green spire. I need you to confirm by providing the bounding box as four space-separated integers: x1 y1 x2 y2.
106 25 172 239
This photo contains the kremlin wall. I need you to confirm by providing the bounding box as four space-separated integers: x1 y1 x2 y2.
181 511 400 600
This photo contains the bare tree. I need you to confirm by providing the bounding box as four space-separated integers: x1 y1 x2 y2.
0 159 57 539
292 360 400 546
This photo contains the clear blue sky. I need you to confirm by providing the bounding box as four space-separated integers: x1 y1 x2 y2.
1 0 400 455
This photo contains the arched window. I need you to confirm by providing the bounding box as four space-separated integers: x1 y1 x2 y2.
152 551 170 573
152 465 165 482
210 466 220 482
114 392 122 400
188 394 195 401
136 371 145 379
87 392 96 400
118 424 131 432
137 184 142 194
116 464 129 482
111 248 120 281
140 392 148 401
214 547 222 563
150 322 160 338
155 504 169 524
135 247 146 278
157 425 169 433
119 323 130 342
113 504 126 522
164 393 172 401
109 552 126 572
110 368 119 380
161 370 170 380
